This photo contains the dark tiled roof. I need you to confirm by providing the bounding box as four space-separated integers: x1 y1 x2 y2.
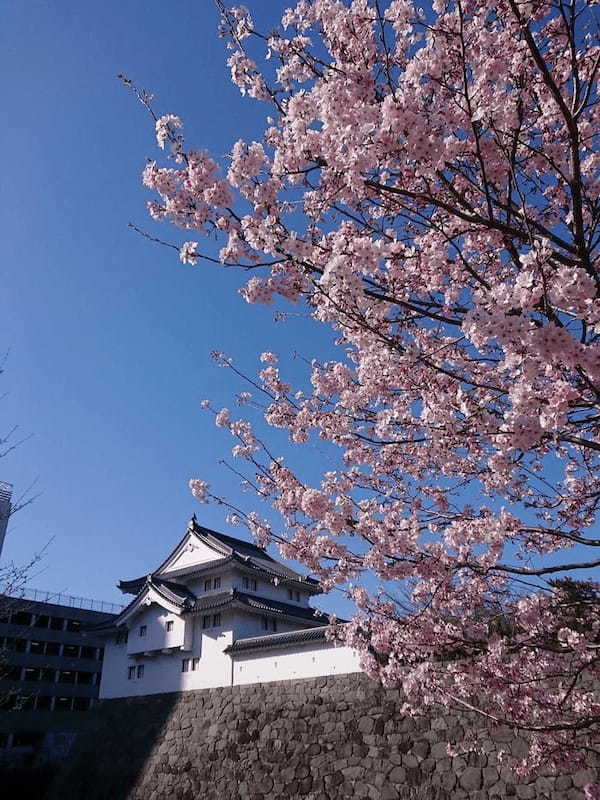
226 626 330 653
191 590 330 625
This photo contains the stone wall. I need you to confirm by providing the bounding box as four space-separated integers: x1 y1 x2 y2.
48 673 597 800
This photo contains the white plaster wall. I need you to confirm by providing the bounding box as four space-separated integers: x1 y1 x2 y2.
126 605 187 655
159 534 225 574
231 611 309 640
233 642 361 686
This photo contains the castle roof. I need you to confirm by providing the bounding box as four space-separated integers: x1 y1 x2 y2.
119 517 320 594
192 589 330 625
226 626 330 654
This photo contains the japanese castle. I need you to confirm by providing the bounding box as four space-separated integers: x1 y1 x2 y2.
98 517 359 698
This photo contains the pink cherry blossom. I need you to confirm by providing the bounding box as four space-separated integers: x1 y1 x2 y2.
132 0 600 776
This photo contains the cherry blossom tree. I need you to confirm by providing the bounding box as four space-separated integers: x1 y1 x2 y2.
128 0 600 780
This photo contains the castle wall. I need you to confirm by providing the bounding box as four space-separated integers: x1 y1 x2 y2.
48 672 597 800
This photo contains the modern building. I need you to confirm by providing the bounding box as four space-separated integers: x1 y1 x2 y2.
0 592 118 761
98 516 360 698
0 482 12 560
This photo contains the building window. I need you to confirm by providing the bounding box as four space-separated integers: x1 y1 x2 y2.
287 589 293 600
166 620 174 632
50 616 64 630
55 697 72 711
128 666 136 680
181 659 189 673
202 615 211 629
29 640 44 655
34 614 50 629
63 644 80 658
77 671 93 685
204 579 212 591
270 619 277 632
116 629 128 645
213 577 221 589
24 667 41 682
58 670 75 684
66 619 81 633
12 611 32 626
262 617 268 630
295 591 300 602
137 665 144 679
81 646 95 660
213 613 221 628
73 697 91 711
139 625 147 637
40 668 55 682
36 696 52 711
242 577 249 590
46 642 60 656
192 658 200 671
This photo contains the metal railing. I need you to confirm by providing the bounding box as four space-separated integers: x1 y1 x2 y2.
18 587 123 614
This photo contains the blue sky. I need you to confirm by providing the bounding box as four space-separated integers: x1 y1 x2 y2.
0 0 354 617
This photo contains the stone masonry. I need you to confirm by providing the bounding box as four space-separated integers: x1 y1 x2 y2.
48 673 598 800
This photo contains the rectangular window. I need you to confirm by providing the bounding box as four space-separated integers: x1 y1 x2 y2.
24 667 41 682
12 611 32 626
270 619 277 632
36 696 52 711
29 641 44 655
192 658 200 671
66 619 81 633
213 613 221 628
262 616 268 630
63 644 80 658
128 666 136 680
73 697 90 711
295 591 300 602
181 659 189 673
213 577 221 589
45 642 60 656
50 616 64 630
202 615 211 629
77 671 93 685
137 664 144 679
80 646 95 660
204 579 212 591
166 620 174 632
139 625 147 637
242 576 249 590
251 579 257 591
34 614 50 629
58 670 75 684
15 638 27 653
287 589 293 600
55 697 72 711
40 668 55 683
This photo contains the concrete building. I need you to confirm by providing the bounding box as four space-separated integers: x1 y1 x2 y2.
98 516 360 698
0 593 118 760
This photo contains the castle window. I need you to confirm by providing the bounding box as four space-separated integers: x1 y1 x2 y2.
295 591 300 602
192 658 200 670
139 625 147 637
202 615 211 629
270 619 277 632
204 579 212 591
213 577 221 589
213 613 221 627
166 620 174 632
181 659 189 673
242 577 249 590
128 666 136 680
261 617 268 630
137 665 144 679
287 589 293 600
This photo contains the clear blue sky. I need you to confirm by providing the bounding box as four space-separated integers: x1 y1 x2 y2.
1 0 354 617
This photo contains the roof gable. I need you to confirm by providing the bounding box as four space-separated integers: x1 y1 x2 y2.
156 530 227 576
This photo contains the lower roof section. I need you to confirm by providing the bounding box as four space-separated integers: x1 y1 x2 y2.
226 626 330 654
191 589 331 626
